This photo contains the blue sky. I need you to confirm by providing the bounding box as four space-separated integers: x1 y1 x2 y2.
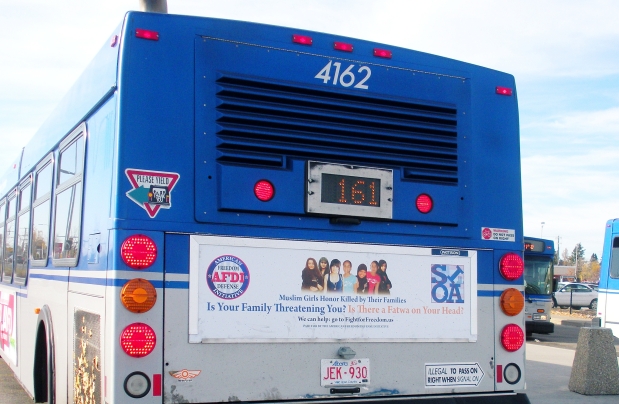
1 0 618 259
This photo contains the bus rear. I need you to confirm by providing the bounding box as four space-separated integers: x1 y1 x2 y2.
523 237 555 335
599 219 619 335
108 11 527 403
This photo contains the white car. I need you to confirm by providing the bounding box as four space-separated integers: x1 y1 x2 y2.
553 283 598 310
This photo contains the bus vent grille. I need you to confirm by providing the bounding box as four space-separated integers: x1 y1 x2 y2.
214 75 458 184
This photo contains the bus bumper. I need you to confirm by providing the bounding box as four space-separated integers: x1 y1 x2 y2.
290 393 530 404
526 320 554 334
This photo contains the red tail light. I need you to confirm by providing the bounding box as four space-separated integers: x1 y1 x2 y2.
499 252 523 280
254 180 275 202
120 323 156 358
121 235 157 269
416 194 433 213
500 324 524 352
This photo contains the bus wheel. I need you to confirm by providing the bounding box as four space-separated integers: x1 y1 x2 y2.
33 306 55 404
590 299 597 310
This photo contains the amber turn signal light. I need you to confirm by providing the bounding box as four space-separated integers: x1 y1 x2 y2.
121 278 157 313
500 288 524 316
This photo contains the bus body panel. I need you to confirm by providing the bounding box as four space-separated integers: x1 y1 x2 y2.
0 10 526 404
164 234 526 401
599 219 619 335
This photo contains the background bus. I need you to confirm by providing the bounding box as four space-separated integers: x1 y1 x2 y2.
0 7 528 404
523 237 555 335
598 219 619 335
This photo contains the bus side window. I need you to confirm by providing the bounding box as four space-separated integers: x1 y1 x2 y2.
14 177 33 285
53 124 86 266
31 159 53 266
0 200 5 278
3 192 17 283
14 180 32 285
610 237 619 279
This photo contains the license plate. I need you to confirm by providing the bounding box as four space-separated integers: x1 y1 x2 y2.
321 358 370 386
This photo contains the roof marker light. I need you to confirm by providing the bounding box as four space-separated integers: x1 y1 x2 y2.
334 42 353 52
292 34 312 46
496 86 513 96
373 48 392 59
135 29 159 41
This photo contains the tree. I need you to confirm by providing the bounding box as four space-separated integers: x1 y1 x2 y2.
590 253 598 263
561 248 570 265
570 243 585 281
570 243 585 264
579 260 601 282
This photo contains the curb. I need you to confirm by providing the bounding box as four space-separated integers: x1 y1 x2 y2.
560 320 592 327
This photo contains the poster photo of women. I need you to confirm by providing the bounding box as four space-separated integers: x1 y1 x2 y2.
301 257 393 294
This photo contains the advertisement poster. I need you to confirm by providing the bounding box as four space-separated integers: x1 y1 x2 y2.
189 236 477 343
0 290 17 364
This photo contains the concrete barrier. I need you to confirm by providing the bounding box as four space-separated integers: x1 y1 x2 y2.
568 327 619 395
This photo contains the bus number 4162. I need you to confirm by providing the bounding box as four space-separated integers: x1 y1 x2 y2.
315 61 371 90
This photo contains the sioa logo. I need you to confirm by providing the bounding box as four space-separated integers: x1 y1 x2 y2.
206 255 250 300
431 264 465 303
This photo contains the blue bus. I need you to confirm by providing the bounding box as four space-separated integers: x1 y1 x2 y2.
598 219 619 335
523 237 554 335
0 8 528 404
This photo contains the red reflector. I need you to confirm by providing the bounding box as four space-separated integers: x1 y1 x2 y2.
153 374 162 396
292 34 312 46
499 253 524 281
416 194 433 214
334 42 353 52
254 180 275 202
373 48 392 59
120 323 156 358
501 324 524 352
497 365 503 383
496 86 513 96
135 29 159 41
121 235 158 269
